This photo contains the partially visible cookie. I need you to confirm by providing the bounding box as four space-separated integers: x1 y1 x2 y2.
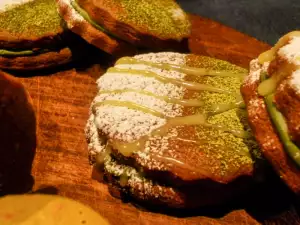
56 0 190 55
0 0 87 70
86 52 262 208
0 194 110 225
241 31 300 194
0 71 35 195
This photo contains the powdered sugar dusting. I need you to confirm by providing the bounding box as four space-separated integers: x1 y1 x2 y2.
57 0 84 29
85 114 106 162
135 128 178 170
94 105 166 142
170 8 186 21
248 98 265 122
115 52 186 80
0 0 33 11
87 52 187 161
97 73 184 99
244 59 270 86
115 64 185 80
93 52 187 144
278 36 300 66
249 98 265 109
289 69 300 94
135 52 185 65
243 58 268 121
95 92 183 118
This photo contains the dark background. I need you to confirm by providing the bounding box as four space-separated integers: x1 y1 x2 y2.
177 0 300 45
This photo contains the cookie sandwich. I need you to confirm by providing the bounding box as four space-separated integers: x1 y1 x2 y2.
86 52 263 208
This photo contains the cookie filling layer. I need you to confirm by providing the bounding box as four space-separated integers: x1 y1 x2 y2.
0 48 52 56
257 32 300 167
261 72 300 167
71 0 122 41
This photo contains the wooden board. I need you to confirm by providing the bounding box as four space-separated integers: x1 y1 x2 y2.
10 15 299 224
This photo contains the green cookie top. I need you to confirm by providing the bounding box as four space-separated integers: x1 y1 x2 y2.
0 0 63 37
81 0 191 40
185 55 260 175
115 0 190 39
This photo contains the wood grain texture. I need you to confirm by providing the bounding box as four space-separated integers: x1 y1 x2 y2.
188 15 270 68
12 15 299 225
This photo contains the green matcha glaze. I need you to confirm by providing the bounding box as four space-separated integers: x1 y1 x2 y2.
186 55 259 176
0 0 63 37
71 0 120 40
261 73 300 167
102 0 190 40
0 48 49 56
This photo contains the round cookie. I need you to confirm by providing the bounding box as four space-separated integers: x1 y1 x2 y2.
0 71 35 195
56 0 190 56
0 194 110 225
0 0 86 70
86 52 263 208
242 31 300 195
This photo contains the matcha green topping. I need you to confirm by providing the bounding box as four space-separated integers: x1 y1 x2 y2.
104 0 190 40
261 73 300 167
71 0 121 40
0 49 35 56
0 48 49 56
0 0 63 37
186 55 259 176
